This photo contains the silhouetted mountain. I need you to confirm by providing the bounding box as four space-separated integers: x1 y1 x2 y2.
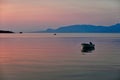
0 30 14 33
35 23 120 33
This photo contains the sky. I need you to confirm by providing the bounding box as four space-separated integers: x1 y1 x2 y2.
0 0 120 32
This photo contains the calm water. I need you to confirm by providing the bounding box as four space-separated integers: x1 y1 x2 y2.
0 33 120 80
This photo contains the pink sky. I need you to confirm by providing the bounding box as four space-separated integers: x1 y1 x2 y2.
0 0 120 32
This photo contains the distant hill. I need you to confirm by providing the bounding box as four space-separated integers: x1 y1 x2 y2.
0 30 14 33
35 23 120 33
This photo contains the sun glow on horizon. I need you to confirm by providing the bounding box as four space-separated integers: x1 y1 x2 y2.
0 0 120 32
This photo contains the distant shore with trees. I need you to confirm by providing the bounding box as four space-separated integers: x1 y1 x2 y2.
0 30 14 33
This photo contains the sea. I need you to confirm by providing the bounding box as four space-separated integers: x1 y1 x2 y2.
0 33 120 80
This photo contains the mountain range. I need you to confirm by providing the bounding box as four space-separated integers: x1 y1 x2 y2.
35 23 120 33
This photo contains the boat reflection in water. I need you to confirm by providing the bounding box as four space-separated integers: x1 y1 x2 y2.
81 42 95 53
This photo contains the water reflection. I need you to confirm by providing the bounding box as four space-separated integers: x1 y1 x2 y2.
0 34 120 80
81 47 95 53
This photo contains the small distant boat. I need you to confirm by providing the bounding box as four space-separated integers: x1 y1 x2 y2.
53 33 56 35
19 32 23 34
81 42 95 52
81 42 95 48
